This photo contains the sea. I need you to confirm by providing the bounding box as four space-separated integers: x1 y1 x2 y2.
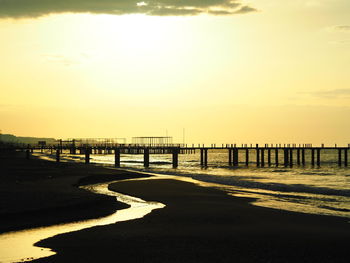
35 149 350 219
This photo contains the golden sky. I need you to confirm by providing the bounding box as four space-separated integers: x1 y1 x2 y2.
0 0 349 145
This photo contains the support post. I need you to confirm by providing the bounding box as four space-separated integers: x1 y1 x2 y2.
232 148 238 166
284 149 289 166
344 149 348 167
114 148 120 168
59 139 63 154
228 149 232 166
302 149 305 166
297 149 300 165
56 149 60 163
338 149 342 166
317 149 321 167
85 148 90 164
200 149 204 166
311 149 315 166
256 149 260 167
72 140 76 154
275 148 279 167
144 148 149 168
204 149 208 167
172 148 179 168
267 149 271 166
245 149 249 166
289 149 293 167
261 149 265 167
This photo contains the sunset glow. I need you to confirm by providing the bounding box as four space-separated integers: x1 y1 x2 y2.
0 0 349 144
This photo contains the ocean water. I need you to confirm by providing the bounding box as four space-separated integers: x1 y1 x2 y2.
35 149 350 219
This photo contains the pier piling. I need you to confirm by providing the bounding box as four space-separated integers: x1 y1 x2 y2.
344 149 348 167
284 149 289 166
261 149 265 167
228 149 232 166
85 148 90 164
200 149 204 166
144 148 150 168
245 149 249 166
114 148 120 167
204 149 208 167
172 148 179 168
56 150 60 163
233 148 239 166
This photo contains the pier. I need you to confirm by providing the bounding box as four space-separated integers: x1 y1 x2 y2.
16 142 350 169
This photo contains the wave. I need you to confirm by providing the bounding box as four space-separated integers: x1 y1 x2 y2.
317 206 350 213
169 172 350 198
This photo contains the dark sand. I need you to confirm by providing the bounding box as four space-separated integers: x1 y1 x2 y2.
0 151 148 233
1 151 350 262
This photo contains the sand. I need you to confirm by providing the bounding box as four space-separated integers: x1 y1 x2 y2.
0 151 148 233
1 151 349 262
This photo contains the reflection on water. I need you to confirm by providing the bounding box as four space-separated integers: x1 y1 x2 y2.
0 180 164 263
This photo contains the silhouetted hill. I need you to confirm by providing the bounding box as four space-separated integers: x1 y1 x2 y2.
0 134 56 145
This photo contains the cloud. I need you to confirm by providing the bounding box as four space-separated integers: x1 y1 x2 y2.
328 40 350 45
304 89 350 99
331 25 350 32
233 5 256 14
207 5 257 16
0 0 257 18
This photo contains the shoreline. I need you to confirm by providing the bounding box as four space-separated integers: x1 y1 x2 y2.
1 151 348 233
0 151 150 233
33 177 350 263
36 150 350 219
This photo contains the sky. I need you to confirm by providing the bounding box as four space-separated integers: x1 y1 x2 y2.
0 0 349 145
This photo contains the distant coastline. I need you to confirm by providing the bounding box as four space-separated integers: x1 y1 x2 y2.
0 134 56 145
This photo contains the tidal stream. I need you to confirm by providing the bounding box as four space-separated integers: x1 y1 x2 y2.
0 180 165 263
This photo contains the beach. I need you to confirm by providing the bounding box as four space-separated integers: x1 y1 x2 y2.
0 151 148 233
1 151 349 262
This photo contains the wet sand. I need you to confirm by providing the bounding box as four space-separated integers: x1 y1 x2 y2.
35 181 349 262
0 151 149 233
1 151 350 262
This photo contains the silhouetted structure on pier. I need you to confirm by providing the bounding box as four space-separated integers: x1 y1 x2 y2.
132 136 173 146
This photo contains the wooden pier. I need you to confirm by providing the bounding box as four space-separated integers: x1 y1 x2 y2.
17 143 350 169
